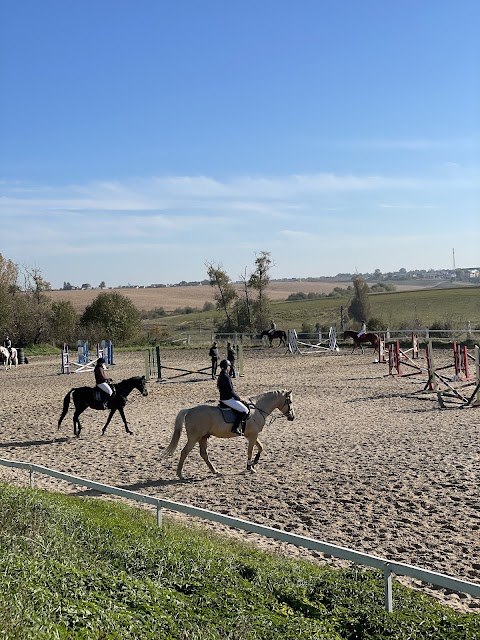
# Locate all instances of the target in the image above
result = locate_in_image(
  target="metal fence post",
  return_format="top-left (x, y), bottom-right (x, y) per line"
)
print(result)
top-left (384, 564), bottom-right (393, 612)
top-left (29, 468), bottom-right (34, 488)
top-left (156, 502), bottom-right (163, 527)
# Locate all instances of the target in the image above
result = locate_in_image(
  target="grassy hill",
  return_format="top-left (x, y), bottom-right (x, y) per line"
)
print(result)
top-left (1, 484), bottom-right (478, 639)
top-left (145, 286), bottom-right (480, 340)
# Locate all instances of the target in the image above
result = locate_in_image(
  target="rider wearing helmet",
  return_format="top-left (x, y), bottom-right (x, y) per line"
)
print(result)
top-left (217, 359), bottom-right (249, 435)
top-left (3, 335), bottom-right (12, 356)
top-left (94, 357), bottom-right (114, 408)
top-left (357, 320), bottom-right (367, 337)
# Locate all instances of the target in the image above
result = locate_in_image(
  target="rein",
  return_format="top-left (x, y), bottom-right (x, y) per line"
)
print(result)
top-left (249, 393), bottom-right (293, 425)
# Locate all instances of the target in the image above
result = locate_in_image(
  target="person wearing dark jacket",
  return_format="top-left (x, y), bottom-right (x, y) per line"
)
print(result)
top-left (3, 335), bottom-right (12, 356)
top-left (217, 359), bottom-right (248, 435)
top-left (209, 341), bottom-right (219, 379)
top-left (226, 342), bottom-right (236, 378)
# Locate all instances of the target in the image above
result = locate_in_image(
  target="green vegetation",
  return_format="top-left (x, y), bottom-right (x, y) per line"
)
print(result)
top-left (144, 286), bottom-right (479, 340)
top-left (0, 484), bottom-right (478, 639)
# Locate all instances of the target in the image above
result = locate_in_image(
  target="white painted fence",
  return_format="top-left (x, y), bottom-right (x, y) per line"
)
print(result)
top-left (1, 457), bottom-right (479, 613)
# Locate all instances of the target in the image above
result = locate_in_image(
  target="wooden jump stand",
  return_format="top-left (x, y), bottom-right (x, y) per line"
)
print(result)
top-left (286, 327), bottom-right (339, 355)
top-left (145, 342), bottom-right (244, 383)
top-left (61, 340), bottom-right (114, 374)
top-left (383, 335), bottom-right (423, 378)
top-left (425, 342), bottom-right (480, 408)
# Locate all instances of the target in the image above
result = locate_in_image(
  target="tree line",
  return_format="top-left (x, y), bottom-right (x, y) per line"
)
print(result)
top-left (1, 250), bottom-right (377, 348)
top-left (0, 254), bottom-right (142, 348)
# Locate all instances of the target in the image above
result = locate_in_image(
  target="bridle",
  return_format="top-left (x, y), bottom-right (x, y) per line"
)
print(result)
top-left (250, 391), bottom-right (294, 424)
top-left (282, 393), bottom-right (295, 420)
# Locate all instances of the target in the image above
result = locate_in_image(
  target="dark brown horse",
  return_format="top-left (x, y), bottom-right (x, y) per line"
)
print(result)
top-left (343, 331), bottom-right (379, 354)
top-left (57, 376), bottom-right (148, 437)
top-left (260, 329), bottom-right (287, 346)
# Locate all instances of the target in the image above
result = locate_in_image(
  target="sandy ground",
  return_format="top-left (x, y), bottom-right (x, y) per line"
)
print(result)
top-left (0, 346), bottom-right (479, 614)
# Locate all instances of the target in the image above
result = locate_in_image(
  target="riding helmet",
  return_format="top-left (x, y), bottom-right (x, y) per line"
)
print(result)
top-left (219, 359), bottom-right (230, 369)
top-left (97, 357), bottom-right (105, 365)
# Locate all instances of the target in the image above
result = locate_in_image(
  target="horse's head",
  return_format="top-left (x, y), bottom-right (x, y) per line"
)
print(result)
top-left (136, 375), bottom-right (149, 396)
top-left (281, 389), bottom-right (295, 421)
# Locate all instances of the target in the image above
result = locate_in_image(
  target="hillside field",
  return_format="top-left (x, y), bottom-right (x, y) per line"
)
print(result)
top-left (46, 280), bottom-right (427, 313)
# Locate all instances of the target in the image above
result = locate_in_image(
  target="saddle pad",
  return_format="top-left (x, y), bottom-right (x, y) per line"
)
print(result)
top-left (218, 406), bottom-right (236, 423)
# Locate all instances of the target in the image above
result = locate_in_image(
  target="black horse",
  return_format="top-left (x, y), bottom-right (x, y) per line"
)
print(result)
top-left (57, 376), bottom-right (148, 437)
top-left (343, 331), bottom-right (379, 354)
top-left (260, 329), bottom-right (287, 347)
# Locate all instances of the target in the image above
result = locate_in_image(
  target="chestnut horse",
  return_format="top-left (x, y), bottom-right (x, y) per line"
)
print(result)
top-left (343, 331), bottom-right (379, 354)
top-left (163, 389), bottom-right (295, 479)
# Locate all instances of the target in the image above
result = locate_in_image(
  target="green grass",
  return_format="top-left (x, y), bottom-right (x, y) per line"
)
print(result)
top-left (0, 484), bottom-right (478, 639)
top-left (147, 286), bottom-right (480, 337)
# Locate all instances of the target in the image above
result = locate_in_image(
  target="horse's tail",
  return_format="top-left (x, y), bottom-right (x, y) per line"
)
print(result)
top-left (163, 408), bottom-right (189, 457)
top-left (57, 389), bottom-right (74, 430)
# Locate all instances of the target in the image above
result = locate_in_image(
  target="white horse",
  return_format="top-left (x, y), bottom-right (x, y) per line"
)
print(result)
top-left (163, 389), bottom-right (295, 479)
top-left (0, 346), bottom-right (18, 370)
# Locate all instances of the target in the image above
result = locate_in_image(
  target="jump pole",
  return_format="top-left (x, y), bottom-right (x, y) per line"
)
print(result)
top-left (61, 344), bottom-right (71, 374)
top-left (145, 346), bottom-right (213, 383)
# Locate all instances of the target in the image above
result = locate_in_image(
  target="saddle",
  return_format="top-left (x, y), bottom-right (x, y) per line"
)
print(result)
top-left (93, 387), bottom-right (116, 408)
top-left (218, 402), bottom-right (250, 425)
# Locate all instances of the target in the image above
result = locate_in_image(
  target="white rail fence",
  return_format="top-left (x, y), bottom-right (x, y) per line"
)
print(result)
top-left (1, 457), bottom-right (479, 613)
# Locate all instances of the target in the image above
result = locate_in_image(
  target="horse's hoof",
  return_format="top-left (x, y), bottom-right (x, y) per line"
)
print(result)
top-left (127, 430), bottom-right (134, 435)
top-left (247, 465), bottom-right (256, 473)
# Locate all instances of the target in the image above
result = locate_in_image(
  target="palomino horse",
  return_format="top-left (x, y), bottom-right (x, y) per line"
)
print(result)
top-left (0, 346), bottom-right (18, 370)
top-left (163, 389), bottom-right (295, 479)
top-left (343, 330), bottom-right (379, 354)
top-left (260, 329), bottom-right (287, 347)
top-left (57, 376), bottom-right (148, 437)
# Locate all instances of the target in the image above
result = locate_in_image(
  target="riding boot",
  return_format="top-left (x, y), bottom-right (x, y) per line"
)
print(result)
top-left (231, 413), bottom-right (243, 436)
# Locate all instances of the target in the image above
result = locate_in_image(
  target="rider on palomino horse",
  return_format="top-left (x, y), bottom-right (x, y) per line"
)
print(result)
top-left (217, 359), bottom-right (249, 435)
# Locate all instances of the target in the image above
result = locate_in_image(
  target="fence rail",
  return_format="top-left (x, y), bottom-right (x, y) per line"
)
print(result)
top-left (1, 457), bottom-right (479, 613)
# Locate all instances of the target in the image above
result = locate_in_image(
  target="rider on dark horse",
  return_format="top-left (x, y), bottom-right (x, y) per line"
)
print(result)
top-left (357, 320), bottom-right (367, 337)
top-left (94, 357), bottom-right (116, 409)
top-left (217, 359), bottom-right (249, 436)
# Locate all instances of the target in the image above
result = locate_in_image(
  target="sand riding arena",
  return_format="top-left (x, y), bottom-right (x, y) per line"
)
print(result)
top-left (0, 346), bottom-right (478, 612)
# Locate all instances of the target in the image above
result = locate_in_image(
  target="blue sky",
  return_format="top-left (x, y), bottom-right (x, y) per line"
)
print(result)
top-left (1, 1), bottom-right (479, 288)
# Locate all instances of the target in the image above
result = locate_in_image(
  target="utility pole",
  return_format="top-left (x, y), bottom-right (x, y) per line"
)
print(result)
top-left (453, 248), bottom-right (456, 270)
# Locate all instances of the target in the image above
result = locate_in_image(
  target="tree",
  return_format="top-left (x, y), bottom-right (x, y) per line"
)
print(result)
top-left (15, 267), bottom-right (53, 344)
top-left (348, 276), bottom-right (371, 324)
top-left (205, 262), bottom-right (237, 332)
top-left (80, 292), bottom-right (142, 345)
top-left (50, 300), bottom-right (79, 345)
top-left (63, 282), bottom-right (73, 290)
top-left (248, 251), bottom-right (273, 329)
top-left (0, 254), bottom-right (19, 335)
top-left (99, 281), bottom-right (106, 289)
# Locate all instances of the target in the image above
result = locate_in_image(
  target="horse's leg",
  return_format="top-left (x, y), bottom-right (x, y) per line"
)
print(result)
top-left (73, 410), bottom-right (82, 437)
top-left (118, 406), bottom-right (133, 435)
top-left (101, 408), bottom-right (118, 435)
top-left (246, 437), bottom-right (260, 472)
top-left (177, 438), bottom-right (197, 480)
top-left (251, 438), bottom-right (264, 469)
top-left (198, 436), bottom-right (219, 475)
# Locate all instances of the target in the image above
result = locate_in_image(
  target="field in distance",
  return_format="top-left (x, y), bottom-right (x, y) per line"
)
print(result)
top-left (47, 280), bottom-right (427, 313)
